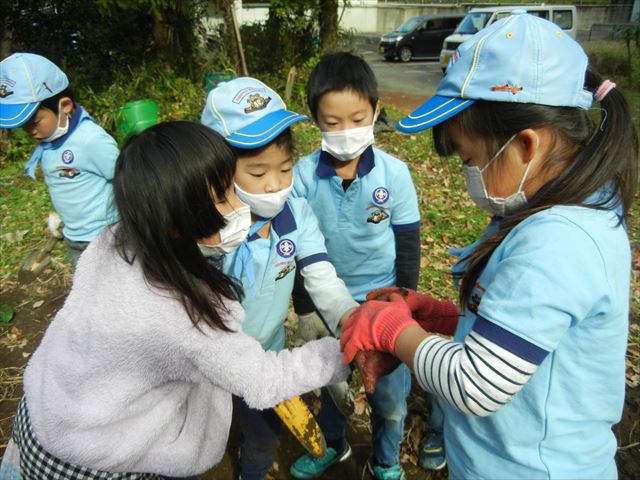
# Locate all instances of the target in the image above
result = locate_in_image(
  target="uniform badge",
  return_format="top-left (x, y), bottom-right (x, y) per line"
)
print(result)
top-left (468, 282), bottom-right (486, 314)
top-left (244, 93), bottom-right (271, 113)
top-left (366, 208), bottom-right (389, 224)
top-left (275, 263), bottom-right (295, 281)
top-left (277, 239), bottom-right (296, 258)
top-left (56, 167), bottom-right (81, 179)
top-left (61, 150), bottom-right (74, 164)
top-left (372, 187), bottom-right (389, 205)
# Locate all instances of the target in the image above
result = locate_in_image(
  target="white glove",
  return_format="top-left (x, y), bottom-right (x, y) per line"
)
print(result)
top-left (47, 212), bottom-right (64, 239)
top-left (297, 311), bottom-right (331, 342)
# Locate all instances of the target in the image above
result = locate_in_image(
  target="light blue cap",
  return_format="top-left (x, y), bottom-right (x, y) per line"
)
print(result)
top-left (0, 53), bottom-right (69, 128)
top-left (397, 11), bottom-right (593, 133)
top-left (201, 77), bottom-right (308, 148)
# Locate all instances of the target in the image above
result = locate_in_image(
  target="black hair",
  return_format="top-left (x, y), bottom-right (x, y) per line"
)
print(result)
top-left (306, 52), bottom-right (378, 119)
top-left (113, 121), bottom-right (243, 331)
top-left (433, 67), bottom-right (639, 308)
top-left (39, 87), bottom-right (74, 114)
top-left (232, 127), bottom-right (293, 159)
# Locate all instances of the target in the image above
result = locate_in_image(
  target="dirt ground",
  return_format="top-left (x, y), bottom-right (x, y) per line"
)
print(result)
top-left (1, 91), bottom-right (638, 479)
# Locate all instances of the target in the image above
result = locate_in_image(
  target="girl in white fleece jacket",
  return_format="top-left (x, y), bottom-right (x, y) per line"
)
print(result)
top-left (1, 122), bottom-right (350, 480)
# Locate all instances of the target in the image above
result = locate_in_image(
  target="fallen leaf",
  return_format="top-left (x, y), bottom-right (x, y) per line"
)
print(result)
top-left (33, 300), bottom-right (44, 309)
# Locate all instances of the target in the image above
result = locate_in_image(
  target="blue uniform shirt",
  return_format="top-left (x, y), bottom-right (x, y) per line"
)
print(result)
top-left (446, 193), bottom-right (629, 479)
top-left (293, 146), bottom-right (420, 301)
top-left (222, 198), bottom-right (330, 351)
top-left (27, 106), bottom-right (119, 242)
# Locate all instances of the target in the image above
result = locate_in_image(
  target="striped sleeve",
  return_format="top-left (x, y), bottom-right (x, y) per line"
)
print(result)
top-left (413, 316), bottom-right (549, 416)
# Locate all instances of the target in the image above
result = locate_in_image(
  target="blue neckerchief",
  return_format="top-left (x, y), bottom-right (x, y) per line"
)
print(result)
top-left (230, 217), bottom-right (270, 295)
top-left (24, 104), bottom-right (94, 179)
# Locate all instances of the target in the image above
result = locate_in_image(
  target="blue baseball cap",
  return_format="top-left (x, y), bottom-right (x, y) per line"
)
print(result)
top-left (0, 53), bottom-right (69, 128)
top-left (201, 77), bottom-right (308, 148)
top-left (397, 11), bottom-right (593, 133)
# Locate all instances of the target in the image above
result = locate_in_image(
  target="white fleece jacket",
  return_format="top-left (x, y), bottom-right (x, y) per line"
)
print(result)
top-left (23, 227), bottom-right (349, 477)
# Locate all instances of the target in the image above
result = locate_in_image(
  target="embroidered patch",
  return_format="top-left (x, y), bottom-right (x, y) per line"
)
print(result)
top-left (468, 281), bottom-right (486, 314)
top-left (244, 93), bottom-right (271, 113)
top-left (0, 80), bottom-right (15, 98)
top-left (61, 150), bottom-right (74, 164)
top-left (372, 187), bottom-right (389, 205)
top-left (277, 239), bottom-right (296, 258)
top-left (275, 263), bottom-right (295, 281)
top-left (490, 84), bottom-right (523, 95)
top-left (56, 167), bottom-right (81, 179)
top-left (366, 208), bottom-right (389, 224)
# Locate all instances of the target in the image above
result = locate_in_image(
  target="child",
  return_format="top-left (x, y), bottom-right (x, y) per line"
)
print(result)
top-left (0, 52), bottom-right (119, 267)
top-left (290, 52), bottom-right (421, 480)
top-left (0, 122), bottom-right (350, 480)
top-left (340, 12), bottom-right (638, 479)
top-left (200, 77), bottom-right (358, 480)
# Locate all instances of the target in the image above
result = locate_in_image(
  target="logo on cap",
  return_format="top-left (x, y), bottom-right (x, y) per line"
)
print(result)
top-left (372, 187), bottom-right (389, 205)
top-left (277, 239), bottom-right (296, 258)
top-left (244, 93), bottom-right (271, 114)
top-left (491, 84), bottom-right (523, 95)
top-left (62, 150), bottom-right (74, 164)
top-left (0, 80), bottom-right (15, 98)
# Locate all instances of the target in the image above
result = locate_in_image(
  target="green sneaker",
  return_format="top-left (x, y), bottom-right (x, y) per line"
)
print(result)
top-left (289, 443), bottom-right (352, 479)
top-left (366, 459), bottom-right (406, 480)
top-left (419, 431), bottom-right (447, 471)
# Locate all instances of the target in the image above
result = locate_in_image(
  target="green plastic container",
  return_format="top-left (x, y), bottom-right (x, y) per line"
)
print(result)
top-left (204, 72), bottom-right (236, 92)
top-left (116, 99), bottom-right (159, 138)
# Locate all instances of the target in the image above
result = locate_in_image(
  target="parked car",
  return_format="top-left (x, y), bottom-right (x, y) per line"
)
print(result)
top-left (439, 5), bottom-right (577, 72)
top-left (379, 13), bottom-right (465, 62)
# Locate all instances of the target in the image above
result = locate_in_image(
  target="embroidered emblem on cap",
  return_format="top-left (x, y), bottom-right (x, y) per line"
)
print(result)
top-left (372, 187), bottom-right (389, 205)
top-left (61, 150), bottom-right (74, 164)
top-left (490, 84), bottom-right (523, 95)
top-left (244, 93), bottom-right (271, 114)
top-left (0, 81), bottom-right (15, 98)
top-left (277, 239), bottom-right (296, 258)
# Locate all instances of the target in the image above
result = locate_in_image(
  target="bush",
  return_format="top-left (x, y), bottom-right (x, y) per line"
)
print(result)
top-left (583, 40), bottom-right (640, 90)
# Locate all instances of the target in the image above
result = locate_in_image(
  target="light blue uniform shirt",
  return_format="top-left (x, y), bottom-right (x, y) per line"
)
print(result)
top-left (446, 193), bottom-right (630, 479)
top-left (293, 147), bottom-right (420, 301)
top-left (26, 106), bottom-right (119, 242)
top-left (222, 198), bottom-right (330, 351)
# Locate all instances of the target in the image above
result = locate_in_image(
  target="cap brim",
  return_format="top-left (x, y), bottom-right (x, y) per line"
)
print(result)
top-left (396, 96), bottom-right (475, 133)
top-left (0, 101), bottom-right (40, 128)
top-left (227, 110), bottom-right (309, 148)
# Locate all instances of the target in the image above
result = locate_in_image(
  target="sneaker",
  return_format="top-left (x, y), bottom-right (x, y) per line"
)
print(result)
top-left (366, 459), bottom-right (406, 480)
top-left (419, 431), bottom-right (447, 471)
top-left (289, 443), bottom-right (352, 479)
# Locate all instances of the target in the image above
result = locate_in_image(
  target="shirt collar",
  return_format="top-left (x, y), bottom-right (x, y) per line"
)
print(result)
top-left (316, 146), bottom-right (375, 179)
top-left (247, 201), bottom-right (297, 241)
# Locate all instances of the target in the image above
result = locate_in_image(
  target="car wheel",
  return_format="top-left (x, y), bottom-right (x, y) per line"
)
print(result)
top-left (399, 46), bottom-right (412, 62)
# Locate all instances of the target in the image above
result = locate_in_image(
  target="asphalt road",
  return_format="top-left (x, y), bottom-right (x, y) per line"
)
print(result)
top-left (355, 36), bottom-right (444, 98)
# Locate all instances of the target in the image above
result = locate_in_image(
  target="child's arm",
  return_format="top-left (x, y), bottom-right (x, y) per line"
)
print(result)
top-left (80, 124), bottom-right (119, 180)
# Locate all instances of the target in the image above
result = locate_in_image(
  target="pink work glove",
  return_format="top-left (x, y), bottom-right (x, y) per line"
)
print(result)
top-left (354, 350), bottom-right (400, 394)
top-left (367, 287), bottom-right (459, 336)
top-left (340, 293), bottom-right (416, 364)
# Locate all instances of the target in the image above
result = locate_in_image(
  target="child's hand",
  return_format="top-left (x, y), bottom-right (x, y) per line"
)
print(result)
top-left (354, 350), bottom-right (400, 394)
top-left (367, 287), bottom-right (459, 336)
top-left (340, 294), bottom-right (415, 363)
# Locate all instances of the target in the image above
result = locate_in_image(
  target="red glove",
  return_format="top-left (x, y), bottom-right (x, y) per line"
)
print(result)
top-left (340, 293), bottom-right (416, 364)
top-left (367, 287), bottom-right (459, 336)
top-left (354, 350), bottom-right (400, 394)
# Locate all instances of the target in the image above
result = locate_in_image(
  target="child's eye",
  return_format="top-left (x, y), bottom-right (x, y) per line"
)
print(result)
top-left (281, 167), bottom-right (292, 173)
top-left (250, 173), bottom-right (265, 178)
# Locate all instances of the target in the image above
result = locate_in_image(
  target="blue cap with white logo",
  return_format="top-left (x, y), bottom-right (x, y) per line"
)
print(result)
top-left (0, 53), bottom-right (69, 128)
top-left (201, 77), bottom-right (308, 148)
top-left (397, 11), bottom-right (593, 133)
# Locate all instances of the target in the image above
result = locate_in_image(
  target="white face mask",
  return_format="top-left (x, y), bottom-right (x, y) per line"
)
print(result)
top-left (321, 119), bottom-right (376, 162)
top-left (234, 179), bottom-right (293, 219)
top-left (43, 100), bottom-right (70, 142)
top-left (197, 203), bottom-right (251, 258)
top-left (463, 134), bottom-right (534, 217)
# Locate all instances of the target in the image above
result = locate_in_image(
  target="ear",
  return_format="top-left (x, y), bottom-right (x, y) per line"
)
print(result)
top-left (59, 97), bottom-right (74, 115)
top-left (374, 102), bottom-right (381, 119)
top-left (515, 129), bottom-right (540, 165)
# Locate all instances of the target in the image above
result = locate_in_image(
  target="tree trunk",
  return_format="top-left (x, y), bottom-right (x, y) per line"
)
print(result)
top-left (319, 0), bottom-right (338, 52)
top-left (216, 0), bottom-right (247, 75)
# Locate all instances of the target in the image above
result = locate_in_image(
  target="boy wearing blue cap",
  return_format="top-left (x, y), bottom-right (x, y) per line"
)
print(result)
top-left (201, 77), bottom-right (358, 480)
top-left (289, 52), bottom-right (421, 480)
top-left (340, 11), bottom-right (637, 479)
top-left (0, 53), bottom-right (119, 267)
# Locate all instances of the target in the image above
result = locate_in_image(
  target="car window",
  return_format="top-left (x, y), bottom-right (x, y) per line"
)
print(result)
top-left (529, 11), bottom-right (549, 20)
top-left (447, 17), bottom-right (463, 29)
top-left (553, 10), bottom-right (573, 29)
top-left (397, 17), bottom-right (425, 33)
top-left (455, 12), bottom-right (492, 35)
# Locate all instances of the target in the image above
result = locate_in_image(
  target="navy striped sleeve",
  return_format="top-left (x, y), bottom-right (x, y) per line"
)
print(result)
top-left (297, 252), bottom-right (330, 269)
